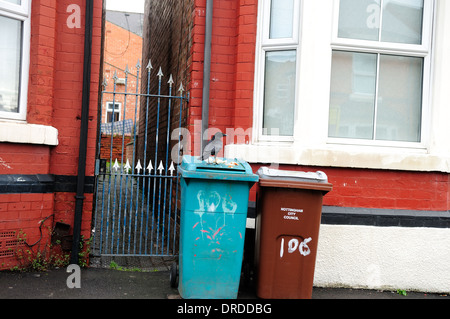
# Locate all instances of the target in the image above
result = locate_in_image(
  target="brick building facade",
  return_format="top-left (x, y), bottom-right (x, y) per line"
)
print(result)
top-left (143, 0), bottom-right (450, 293)
top-left (0, 0), bottom-right (103, 270)
top-left (0, 0), bottom-right (448, 294)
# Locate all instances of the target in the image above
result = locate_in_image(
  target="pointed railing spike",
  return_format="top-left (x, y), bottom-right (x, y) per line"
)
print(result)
top-left (136, 59), bottom-right (141, 69)
top-left (113, 159), bottom-right (120, 172)
top-left (168, 74), bottom-right (174, 87)
top-left (169, 162), bottom-right (175, 176)
top-left (135, 160), bottom-right (143, 174)
top-left (158, 161), bottom-right (165, 175)
top-left (146, 60), bottom-right (153, 70)
top-left (178, 83), bottom-right (185, 93)
top-left (157, 67), bottom-right (164, 79)
top-left (147, 161), bottom-right (154, 174)
top-left (124, 160), bottom-right (131, 173)
top-left (113, 71), bottom-right (118, 82)
top-left (124, 65), bottom-right (130, 74)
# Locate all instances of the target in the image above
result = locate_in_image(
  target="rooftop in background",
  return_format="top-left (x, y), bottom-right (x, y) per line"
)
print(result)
top-left (106, 10), bottom-right (144, 37)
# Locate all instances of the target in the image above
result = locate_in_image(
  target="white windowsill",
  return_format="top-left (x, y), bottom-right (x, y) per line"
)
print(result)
top-left (225, 143), bottom-right (450, 173)
top-left (0, 121), bottom-right (59, 146)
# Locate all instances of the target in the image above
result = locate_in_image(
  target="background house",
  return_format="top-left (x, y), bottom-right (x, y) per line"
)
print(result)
top-left (142, 0), bottom-right (450, 293)
top-left (0, 0), bottom-right (103, 269)
top-left (102, 10), bottom-right (143, 124)
top-left (99, 10), bottom-right (143, 161)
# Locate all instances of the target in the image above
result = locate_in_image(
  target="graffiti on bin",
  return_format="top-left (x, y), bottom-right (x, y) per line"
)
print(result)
top-left (280, 237), bottom-right (312, 258)
top-left (194, 190), bottom-right (238, 217)
top-left (192, 190), bottom-right (240, 259)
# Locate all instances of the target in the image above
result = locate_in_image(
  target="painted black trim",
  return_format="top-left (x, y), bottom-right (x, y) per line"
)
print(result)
top-left (0, 174), bottom-right (54, 194)
top-left (250, 202), bottom-right (450, 229)
top-left (0, 174), bottom-right (95, 194)
top-left (55, 175), bottom-right (95, 194)
top-left (321, 206), bottom-right (450, 229)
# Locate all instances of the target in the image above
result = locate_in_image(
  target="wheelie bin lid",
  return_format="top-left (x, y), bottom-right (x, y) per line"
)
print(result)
top-left (257, 167), bottom-right (332, 193)
top-left (178, 155), bottom-right (259, 183)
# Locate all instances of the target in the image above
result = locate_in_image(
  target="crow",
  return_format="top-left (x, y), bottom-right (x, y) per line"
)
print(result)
top-left (200, 132), bottom-right (227, 163)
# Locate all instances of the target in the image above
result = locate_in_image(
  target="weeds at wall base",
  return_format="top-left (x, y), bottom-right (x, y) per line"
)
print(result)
top-left (2, 228), bottom-right (92, 272)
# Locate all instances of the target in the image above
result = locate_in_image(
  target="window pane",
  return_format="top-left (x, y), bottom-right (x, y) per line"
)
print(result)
top-left (269, 0), bottom-right (294, 39)
top-left (338, 0), bottom-right (424, 44)
top-left (263, 50), bottom-right (296, 136)
top-left (381, 0), bottom-right (423, 44)
top-left (107, 112), bottom-right (120, 123)
top-left (106, 103), bottom-right (120, 123)
top-left (376, 55), bottom-right (423, 142)
top-left (329, 51), bottom-right (377, 140)
top-left (0, 15), bottom-right (22, 114)
top-left (338, 0), bottom-right (380, 41)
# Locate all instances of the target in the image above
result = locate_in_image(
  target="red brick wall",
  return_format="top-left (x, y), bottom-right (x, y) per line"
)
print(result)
top-left (234, 0), bottom-right (258, 130)
top-left (0, 144), bottom-right (51, 175)
top-left (448, 175), bottom-right (450, 211)
top-left (53, 192), bottom-right (93, 237)
top-left (0, 193), bottom-right (55, 270)
top-left (188, 0), bottom-right (258, 155)
top-left (99, 135), bottom-right (132, 160)
top-left (27, 0), bottom-right (57, 126)
top-left (250, 164), bottom-right (450, 212)
top-left (325, 169), bottom-right (449, 211)
top-left (51, 0), bottom-right (102, 178)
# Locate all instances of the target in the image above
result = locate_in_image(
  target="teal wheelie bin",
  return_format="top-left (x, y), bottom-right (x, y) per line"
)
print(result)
top-left (176, 155), bottom-right (258, 299)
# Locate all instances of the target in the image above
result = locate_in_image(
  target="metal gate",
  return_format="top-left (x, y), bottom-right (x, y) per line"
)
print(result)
top-left (92, 61), bottom-right (187, 258)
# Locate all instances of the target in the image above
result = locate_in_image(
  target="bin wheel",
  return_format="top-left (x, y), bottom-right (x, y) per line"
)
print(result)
top-left (170, 262), bottom-right (178, 288)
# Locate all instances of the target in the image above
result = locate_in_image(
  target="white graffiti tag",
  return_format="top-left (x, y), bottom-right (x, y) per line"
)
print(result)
top-left (280, 237), bottom-right (312, 258)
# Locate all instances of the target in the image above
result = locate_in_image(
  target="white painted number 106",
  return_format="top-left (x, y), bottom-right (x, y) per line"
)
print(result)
top-left (280, 237), bottom-right (312, 258)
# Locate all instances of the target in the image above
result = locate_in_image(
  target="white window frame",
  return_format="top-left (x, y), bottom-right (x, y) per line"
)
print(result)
top-left (253, 0), bottom-right (302, 143)
top-left (0, 0), bottom-right (31, 121)
top-left (105, 101), bottom-right (121, 123)
top-left (329, 0), bottom-right (435, 149)
top-left (0, 0), bottom-right (30, 16)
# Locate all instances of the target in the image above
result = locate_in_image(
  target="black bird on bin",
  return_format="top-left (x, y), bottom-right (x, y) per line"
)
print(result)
top-left (200, 132), bottom-right (227, 163)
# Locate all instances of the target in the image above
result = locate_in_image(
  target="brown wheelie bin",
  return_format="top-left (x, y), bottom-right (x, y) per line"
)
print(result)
top-left (255, 167), bottom-right (333, 299)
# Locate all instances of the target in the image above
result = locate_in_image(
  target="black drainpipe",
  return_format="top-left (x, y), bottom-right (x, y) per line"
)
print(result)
top-left (201, 0), bottom-right (214, 152)
top-left (70, 0), bottom-right (94, 265)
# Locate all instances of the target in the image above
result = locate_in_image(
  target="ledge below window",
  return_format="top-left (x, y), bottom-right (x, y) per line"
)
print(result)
top-left (0, 121), bottom-right (58, 146)
top-left (225, 143), bottom-right (450, 173)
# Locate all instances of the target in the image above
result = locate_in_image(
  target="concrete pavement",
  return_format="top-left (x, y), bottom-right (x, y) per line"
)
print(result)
top-left (0, 267), bottom-right (448, 300)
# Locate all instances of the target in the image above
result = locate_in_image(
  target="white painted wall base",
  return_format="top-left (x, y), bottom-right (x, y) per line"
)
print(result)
top-left (314, 225), bottom-right (450, 294)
